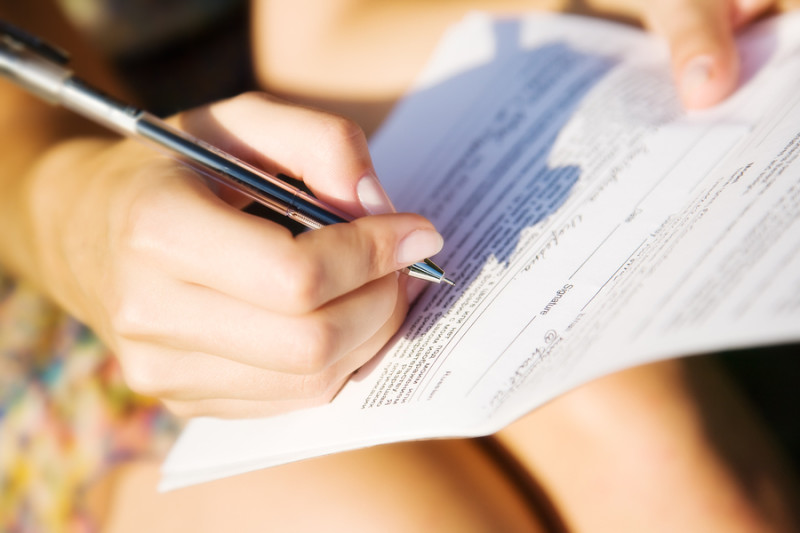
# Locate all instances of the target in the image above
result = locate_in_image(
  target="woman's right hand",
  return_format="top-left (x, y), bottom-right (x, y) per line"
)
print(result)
top-left (30, 92), bottom-right (443, 418)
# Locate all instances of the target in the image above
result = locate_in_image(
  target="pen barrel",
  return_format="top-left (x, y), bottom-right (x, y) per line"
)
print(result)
top-left (0, 34), bottom-right (351, 230)
top-left (61, 79), bottom-right (139, 136)
top-left (134, 113), bottom-right (352, 229)
top-left (1, 26), bottom-right (451, 284)
top-left (0, 38), bottom-right (70, 104)
top-left (0, 37), bottom-right (138, 136)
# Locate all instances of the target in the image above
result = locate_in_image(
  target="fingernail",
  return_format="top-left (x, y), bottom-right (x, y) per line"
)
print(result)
top-left (396, 229), bottom-right (444, 265)
top-left (357, 172), bottom-right (395, 215)
top-left (681, 55), bottom-right (714, 96)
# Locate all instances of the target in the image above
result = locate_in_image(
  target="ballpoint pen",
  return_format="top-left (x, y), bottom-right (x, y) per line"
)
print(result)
top-left (0, 20), bottom-right (454, 286)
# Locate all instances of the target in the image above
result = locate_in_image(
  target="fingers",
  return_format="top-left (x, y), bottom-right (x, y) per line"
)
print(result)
top-left (117, 277), bottom-right (410, 419)
top-left (118, 171), bottom-right (442, 313)
top-left (644, 0), bottom-right (739, 109)
top-left (111, 270), bottom-right (399, 373)
top-left (731, 0), bottom-right (777, 26)
top-left (643, 0), bottom-right (778, 109)
top-left (178, 91), bottom-right (395, 217)
top-left (85, 93), bottom-right (442, 419)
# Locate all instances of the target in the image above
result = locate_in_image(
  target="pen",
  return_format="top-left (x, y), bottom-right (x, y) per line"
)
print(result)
top-left (0, 20), bottom-right (454, 285)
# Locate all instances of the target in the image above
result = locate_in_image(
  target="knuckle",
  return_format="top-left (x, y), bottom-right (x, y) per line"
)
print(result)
top-left (162, 400), bottom-right (200, 419)
top-left (314, 114), bottom-right (366, 154)
top-left (109, 297), bottom-right (152, 338)
top-left (121, 191), bottom-right (171, 258)
top-left (363, 225), bottom-right (393, 276)
top-left (297, 370), bottom-right (338, 400)
top-left (280, 254), bottom-right (325, 312)
top-left (119, 164), bottom-right (197, 260)
top-left (121, 196), bottom-right (158, 254)
top-left (118, 353), bottom-right (170, 398)
top-left (292, 320), bottom-right (340, 374)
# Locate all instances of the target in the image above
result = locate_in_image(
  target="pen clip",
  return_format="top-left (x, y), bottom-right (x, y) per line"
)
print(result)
top-left (0, 19), bottom-right (70, 66)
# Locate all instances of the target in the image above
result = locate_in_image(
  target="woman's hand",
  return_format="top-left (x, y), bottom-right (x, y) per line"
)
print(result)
top-left (253, 0), bottom-right (799, 133)
top-left (31, 92), bottom-right (442, 418)
top-left (582, 0), bottom-right (799, 108)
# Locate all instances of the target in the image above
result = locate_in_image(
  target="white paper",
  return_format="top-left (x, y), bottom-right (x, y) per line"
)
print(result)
top-left (160, 12), bottom-right (800, 491)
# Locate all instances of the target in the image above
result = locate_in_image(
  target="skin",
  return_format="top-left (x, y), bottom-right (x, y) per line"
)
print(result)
top-left (0, 5), bottom-right (444, 421)
top-left (92, 439), bottom-right (550, 533)
top-left (1, 0), bottom-right (798, 531)
top-left (498, 359), bottom-right (800, 532)
top-left (31, 94), bottom-right (447, 419)
top-left (254, 0), bottom-right (800, 132)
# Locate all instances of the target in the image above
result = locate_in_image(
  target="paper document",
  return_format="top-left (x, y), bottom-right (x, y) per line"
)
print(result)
top-left (160, 12), bottom-right (800, 490)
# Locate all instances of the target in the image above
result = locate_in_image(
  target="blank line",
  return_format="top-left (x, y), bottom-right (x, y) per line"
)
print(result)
top-left (464, 315), bottom-right (537, 397)
top-left (570, 223), bottom-right (621, 279)
top-left (581, 238), bottom-right (647, 312)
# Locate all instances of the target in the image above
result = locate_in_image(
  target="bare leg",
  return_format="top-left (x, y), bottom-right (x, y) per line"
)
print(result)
top-left (496, 358), bottom-right (800, 532)
top-left (89, 438), bottom-right (550, 533)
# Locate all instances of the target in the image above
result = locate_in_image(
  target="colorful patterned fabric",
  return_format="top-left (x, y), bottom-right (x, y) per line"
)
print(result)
top-left (0, 269), bottom-right (180, 532)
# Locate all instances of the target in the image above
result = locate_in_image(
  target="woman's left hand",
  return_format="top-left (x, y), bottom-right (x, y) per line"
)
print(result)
top-left (584, 0), bottom-right (799, 108)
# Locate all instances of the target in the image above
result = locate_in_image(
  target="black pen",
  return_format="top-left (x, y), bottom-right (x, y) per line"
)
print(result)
top-left (0, 21), bottom-right (454, 285)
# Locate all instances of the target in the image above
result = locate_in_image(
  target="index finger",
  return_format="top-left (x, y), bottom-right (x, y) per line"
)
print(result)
top-left (178, 91), bottom-right (396, 218)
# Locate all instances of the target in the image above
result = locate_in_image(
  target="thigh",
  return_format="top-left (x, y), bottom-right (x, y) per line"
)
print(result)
top-left (90, 438), bottom-right (551, 533)
top-left (496, 358), bottom-right (800, 533)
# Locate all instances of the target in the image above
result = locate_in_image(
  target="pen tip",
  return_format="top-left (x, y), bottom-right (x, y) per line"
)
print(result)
top-left (443, 277), bottom-right (456, 286)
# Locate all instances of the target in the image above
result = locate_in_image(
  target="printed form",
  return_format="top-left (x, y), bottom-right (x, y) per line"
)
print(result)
top-left (160, 12), bottom-right (800, 490)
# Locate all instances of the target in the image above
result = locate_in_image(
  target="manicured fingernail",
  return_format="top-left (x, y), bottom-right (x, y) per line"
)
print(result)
top-left (396, 229), bottom-right (444, 265)
top-left (357, 172), bottom-right (395, 215)
top-left (681, 55), bottom-right (714, 96)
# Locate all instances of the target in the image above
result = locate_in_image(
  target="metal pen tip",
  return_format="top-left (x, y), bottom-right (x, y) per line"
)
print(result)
top-left (407, 258), bottom-right (455, 285)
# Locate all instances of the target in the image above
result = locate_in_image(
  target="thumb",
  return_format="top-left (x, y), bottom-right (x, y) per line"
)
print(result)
top-left (646, 0), bottom-right (740, 109)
